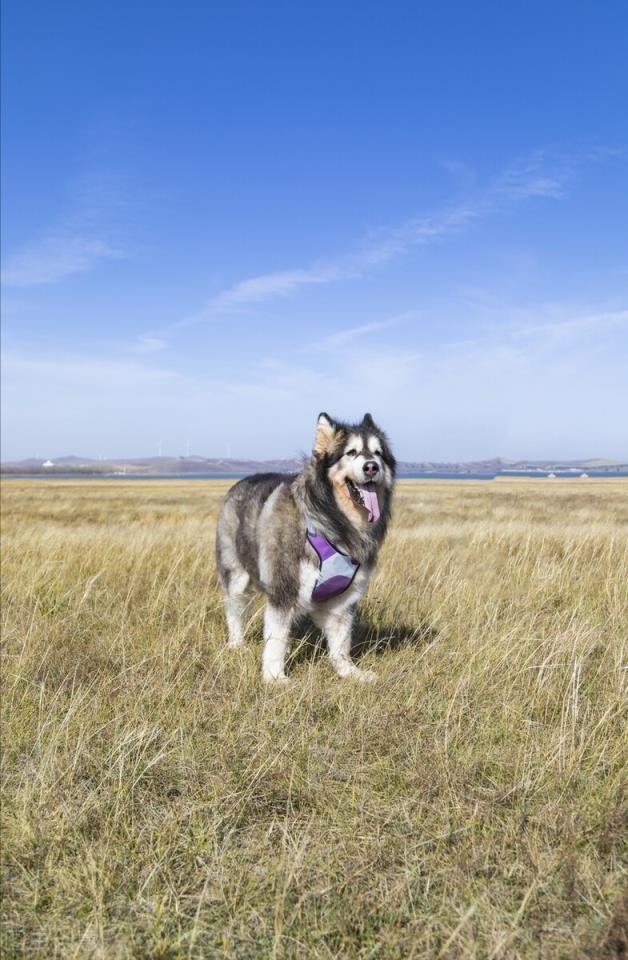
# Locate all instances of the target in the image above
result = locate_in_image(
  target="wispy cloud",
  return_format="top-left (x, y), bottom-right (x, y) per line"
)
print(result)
top-left (1, 236), bottom-right (122, 287)
top-left (134, 335), bottom-right (169, 353)
top-left (1, 171), bottom-right (127, 287)
top-left (509, 307), bottom-right (628, 341)
top-left (307, 312), bottom-right (415, 350)
top-left (175, 150), bottom-right (585, 329)
top-left (204, 266), bottom-right (343, 312)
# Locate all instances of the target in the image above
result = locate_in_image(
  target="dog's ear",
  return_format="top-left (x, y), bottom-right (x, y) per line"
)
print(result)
top-left (361, 412), bottom-right (376, 429)
top-left (314, 412), bottom-right (337, 456)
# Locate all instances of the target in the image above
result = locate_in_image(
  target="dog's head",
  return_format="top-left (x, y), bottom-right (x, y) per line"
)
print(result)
top-left (312, 412), bottom-right (396, 526)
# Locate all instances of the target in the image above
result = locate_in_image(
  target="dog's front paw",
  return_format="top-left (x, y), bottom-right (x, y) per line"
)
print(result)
top-left (263, 672), bottom-right (290, 685)
top-left (334, 661), bottom-right (378, 682)
top-left (353, 668), bottom-right (377, 683)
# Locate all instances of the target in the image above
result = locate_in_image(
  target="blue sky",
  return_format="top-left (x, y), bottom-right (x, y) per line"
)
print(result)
top-left (2, 0), bottom-right (627, 461)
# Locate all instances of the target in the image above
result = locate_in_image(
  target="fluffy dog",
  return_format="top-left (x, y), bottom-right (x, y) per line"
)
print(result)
top-left (215, 412), bottom-right (396, 682)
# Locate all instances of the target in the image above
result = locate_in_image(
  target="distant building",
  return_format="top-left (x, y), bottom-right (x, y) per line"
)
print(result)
top-left (43, 459), bottom-right (55, 468)
top-left (547, 472), bottom-right (556, 479)
top-left (580, 472), bottom-right (589, 478)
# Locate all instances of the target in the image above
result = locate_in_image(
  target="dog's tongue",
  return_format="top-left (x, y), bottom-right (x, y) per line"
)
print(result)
top-left (359, 482), bottom-right (380, 523)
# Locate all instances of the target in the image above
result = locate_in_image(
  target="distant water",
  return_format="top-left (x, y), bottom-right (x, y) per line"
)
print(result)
top-left (103, 469), bottom-right (628, 480)
top-left (400, 471), bottom-right (628, 480)
top-left (401, 470), bottom-right (628, 480)
top-left (4, 470), bottom-right (628, 481)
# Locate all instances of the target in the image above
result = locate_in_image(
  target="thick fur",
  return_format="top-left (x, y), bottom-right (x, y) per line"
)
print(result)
top-left (215, 413), bottom-right (396, 682)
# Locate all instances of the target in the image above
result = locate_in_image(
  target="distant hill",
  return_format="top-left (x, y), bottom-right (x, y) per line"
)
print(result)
top-left (2, 454), bottom-right (628, 476)
top-left (1, 456), bottom-right (304, 476)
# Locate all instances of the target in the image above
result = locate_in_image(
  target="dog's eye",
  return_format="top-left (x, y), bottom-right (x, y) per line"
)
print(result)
top-left (373, 449), bottom-right (383, 458)
top-left (345, 449), bottom-right (357, 457)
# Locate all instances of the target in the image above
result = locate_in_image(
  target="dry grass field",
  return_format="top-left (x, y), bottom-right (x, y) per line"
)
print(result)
top-left (1, 477), bottom-right (627, 959)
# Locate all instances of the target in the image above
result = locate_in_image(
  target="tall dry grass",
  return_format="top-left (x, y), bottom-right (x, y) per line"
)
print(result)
top-left (1, 478), bottom-right (627, 958)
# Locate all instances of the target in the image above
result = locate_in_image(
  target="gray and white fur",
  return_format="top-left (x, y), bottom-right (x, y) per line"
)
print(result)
top-left (215, 412), bottom-right (396, 682)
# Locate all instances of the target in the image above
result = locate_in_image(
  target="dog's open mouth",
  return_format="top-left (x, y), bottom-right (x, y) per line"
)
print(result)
top-left (346, 479), bottom-right (380, 523)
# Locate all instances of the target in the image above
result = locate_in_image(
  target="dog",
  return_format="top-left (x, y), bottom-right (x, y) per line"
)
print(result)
top-left (215, 412), bottom-right (396, 682)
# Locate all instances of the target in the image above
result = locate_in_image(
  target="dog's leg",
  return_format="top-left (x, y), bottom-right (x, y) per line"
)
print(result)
top-left (216, 524), bottom-right (253, 648)
top-left (312, 606), bottom-right (377, 682)
top-left (223, 571), bottom-right (251, 648)
top-left (262, 604), bottom-right (292, 683)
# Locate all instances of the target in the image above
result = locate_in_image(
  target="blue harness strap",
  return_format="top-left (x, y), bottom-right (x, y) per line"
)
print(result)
top-left (306, 527), bottom-right (360, 601)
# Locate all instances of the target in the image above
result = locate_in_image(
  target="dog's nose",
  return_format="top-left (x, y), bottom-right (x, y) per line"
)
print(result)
top-left (363, 460), bottom-right (379, 478)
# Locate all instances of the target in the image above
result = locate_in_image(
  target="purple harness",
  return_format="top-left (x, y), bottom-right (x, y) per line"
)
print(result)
top-left (306, 527), bottom-right (360, 602)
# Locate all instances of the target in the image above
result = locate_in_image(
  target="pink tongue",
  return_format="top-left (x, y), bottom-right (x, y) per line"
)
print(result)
top-left (359, 482), bottom-right (380, 522)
